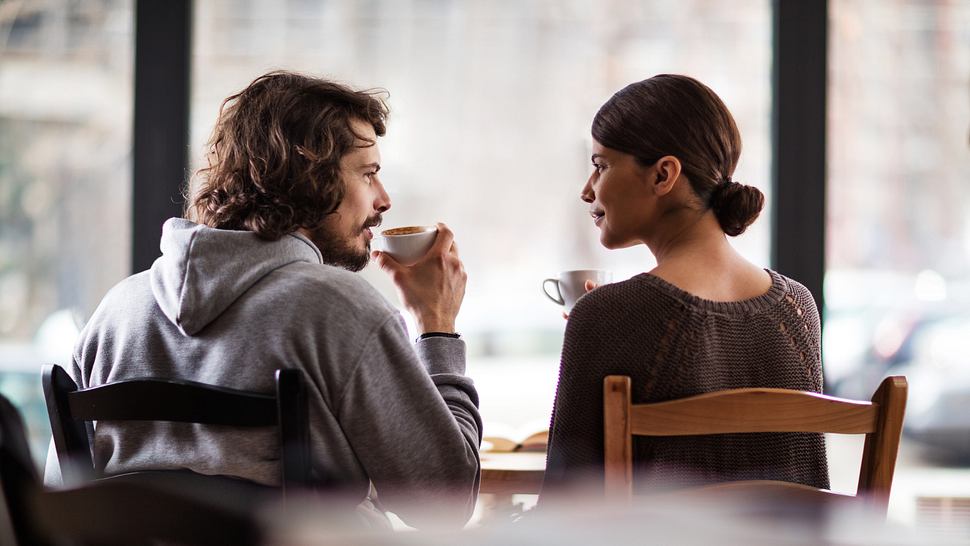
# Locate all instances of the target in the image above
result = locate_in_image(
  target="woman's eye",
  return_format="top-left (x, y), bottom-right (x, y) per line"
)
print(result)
top-left (592, 163), bottom-right (605, 173)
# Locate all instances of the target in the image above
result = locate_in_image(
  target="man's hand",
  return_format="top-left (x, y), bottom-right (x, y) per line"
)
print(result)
top-left (373, 223), bottom-right (466, 334)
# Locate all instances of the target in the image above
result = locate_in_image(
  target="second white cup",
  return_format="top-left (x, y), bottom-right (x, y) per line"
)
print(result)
top-left (542, 269), bottom-right (613, 313)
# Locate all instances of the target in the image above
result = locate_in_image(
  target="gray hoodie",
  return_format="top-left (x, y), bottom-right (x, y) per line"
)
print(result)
top-left (45, 218), bottom-right (482, 528)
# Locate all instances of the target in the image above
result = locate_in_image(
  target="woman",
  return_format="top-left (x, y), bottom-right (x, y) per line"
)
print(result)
top-left (539, 75), bottom-right (829, 502)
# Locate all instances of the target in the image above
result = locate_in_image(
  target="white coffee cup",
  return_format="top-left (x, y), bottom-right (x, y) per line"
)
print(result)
top-left (373, 226), bottom-right (438, 266)
top-left (542, 269), bottom-right (613, 312)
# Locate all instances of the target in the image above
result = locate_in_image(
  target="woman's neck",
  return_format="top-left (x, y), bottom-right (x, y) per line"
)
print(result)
top-left (642, 208), bottom-right (771, 302)
top-left (646, 209), bottom-right (731, 267)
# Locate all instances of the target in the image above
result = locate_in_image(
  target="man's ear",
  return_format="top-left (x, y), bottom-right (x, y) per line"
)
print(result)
top-left (652, 155), bottom-right (682, 196)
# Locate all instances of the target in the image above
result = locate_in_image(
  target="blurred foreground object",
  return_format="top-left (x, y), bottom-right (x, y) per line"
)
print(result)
top-left (0, 391), bottom-right (263, 545)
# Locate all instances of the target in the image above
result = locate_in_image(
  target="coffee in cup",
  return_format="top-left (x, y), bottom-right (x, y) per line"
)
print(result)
top-left (381, 226), bottom-right (429, 236)
top-left (373, 225), bottom-right (438, 265)
top-left (542, 269), bottom-right (613, 312)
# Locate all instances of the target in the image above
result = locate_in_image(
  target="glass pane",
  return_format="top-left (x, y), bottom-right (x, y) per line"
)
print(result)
top-left (827, 0), bottom-right (970, 517)
top-left (0, 0), bottom-right (133, 465)
top-left (191, 0), bottom-right (771, 435)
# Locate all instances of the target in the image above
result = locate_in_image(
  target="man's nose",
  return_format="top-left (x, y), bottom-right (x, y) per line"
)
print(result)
top-left (375, 179), bottom-right (391, 212)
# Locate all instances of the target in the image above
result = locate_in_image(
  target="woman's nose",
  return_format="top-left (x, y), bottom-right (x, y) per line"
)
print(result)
top-left (580, 178), bottom-right (595, 203)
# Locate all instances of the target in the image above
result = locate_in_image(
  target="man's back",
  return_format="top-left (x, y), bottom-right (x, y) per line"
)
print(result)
top-left (48, 218), bottom-right (482, 528)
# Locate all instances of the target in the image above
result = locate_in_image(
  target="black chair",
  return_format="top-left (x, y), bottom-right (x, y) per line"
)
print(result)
top-left (43, 364), bottom-right (313, 496)
top-left (0, 390), bottom-right (263, 546)
top-left (0, 391), bottom-right (48, 545)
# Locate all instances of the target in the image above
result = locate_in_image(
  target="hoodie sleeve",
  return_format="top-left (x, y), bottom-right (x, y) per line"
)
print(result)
top-left (335, 314), bottom-right (482, 529)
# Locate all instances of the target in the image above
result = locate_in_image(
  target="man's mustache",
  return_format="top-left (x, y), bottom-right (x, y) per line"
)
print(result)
top-left (363, 215), bottom-right (383, 230)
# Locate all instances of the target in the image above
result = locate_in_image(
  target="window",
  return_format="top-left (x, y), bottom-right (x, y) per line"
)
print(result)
top-left (0, 0), bottom-right (133, 463)
top-left (826, 0), bottom-right (970, 396)
top-left (826, 1), bottom-right (970, 509)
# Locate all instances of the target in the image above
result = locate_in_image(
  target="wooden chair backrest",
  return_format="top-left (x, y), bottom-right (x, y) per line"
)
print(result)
top-left (43, 364), bottom-right (312, 494)
top-left (603, 375), bottom-right (907, 516)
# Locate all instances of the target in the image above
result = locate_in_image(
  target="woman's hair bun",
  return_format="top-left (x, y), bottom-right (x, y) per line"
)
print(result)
top-left (709, 180), bottom-right (765, 237)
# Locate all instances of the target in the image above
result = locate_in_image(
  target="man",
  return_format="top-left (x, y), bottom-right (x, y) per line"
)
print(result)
top-left (45, 71), bottom-right (481, 529)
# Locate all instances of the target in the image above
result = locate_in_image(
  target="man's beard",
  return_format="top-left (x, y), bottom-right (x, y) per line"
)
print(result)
top-left (306, 215), bottom-right (381, 272)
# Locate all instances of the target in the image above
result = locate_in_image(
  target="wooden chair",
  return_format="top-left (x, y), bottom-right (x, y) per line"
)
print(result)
top-left (603, 375), bottom-right (908, 516)
top-left (43, 364), bottom-right (313, 496)
top-left (0, 390), bottom-right (263, 546)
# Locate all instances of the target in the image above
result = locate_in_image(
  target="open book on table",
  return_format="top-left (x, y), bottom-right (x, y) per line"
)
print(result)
top-left (482, 421), bottom-right (548, 452)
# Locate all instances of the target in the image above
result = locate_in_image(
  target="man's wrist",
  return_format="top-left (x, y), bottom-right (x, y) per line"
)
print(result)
top-left (415, 318), bottom-right (456, 335)
top-left (416, 331), bottom-right (461, 342)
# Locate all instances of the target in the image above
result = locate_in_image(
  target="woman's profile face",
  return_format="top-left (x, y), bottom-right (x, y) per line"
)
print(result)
top-left (581, 139), bottom-right (656, 249)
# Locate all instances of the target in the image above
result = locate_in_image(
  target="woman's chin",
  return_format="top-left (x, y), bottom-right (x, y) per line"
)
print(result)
top-left (600, 234), bottom-right (639, 250)
top-left (600, 235), bottom-right (623, 250)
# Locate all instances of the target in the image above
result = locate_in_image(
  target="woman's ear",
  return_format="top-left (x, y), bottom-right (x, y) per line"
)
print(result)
top-left (652, 155), bottom-right (682, 196)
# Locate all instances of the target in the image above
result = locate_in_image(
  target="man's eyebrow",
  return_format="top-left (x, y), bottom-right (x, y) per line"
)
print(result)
top-left (360, 162), bottom-right (381, 171)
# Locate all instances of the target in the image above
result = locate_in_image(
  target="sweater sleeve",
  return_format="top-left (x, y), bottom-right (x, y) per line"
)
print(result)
top-left (335, 314), bottom-right (482, 529)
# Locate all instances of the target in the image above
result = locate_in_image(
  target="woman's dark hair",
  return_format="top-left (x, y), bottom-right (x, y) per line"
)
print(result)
top-left (189, 71), bottom-right (389, 240)
top-left (592, 74), bottom-right (764, 236)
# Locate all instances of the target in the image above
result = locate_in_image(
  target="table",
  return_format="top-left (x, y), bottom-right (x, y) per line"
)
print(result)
top-left (480, 451), bottom-right (546, 496)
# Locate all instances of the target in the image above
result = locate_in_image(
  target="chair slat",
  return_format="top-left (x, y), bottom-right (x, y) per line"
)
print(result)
top-left (67, 380), bottom-right (277, 427)
top-left (630, 388), bottom-right (879, 436)
top-left (66, 379), bottom-right (278, 426)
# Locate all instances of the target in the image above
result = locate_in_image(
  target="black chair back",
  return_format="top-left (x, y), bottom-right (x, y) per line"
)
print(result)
top-left (43, 364), bottom-right (312, 493)
top-left (0, 393), bottom-right (49, 545)
top-left (1, 389), bottom-right (266, 546)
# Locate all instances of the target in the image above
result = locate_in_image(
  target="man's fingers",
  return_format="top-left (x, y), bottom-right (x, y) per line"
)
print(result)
top-left (430, 223), bottom-right (456, 254)
top-left (372, 251), bottom-right (402, 274)
top-left (584, 280), bottom-right (599, 293)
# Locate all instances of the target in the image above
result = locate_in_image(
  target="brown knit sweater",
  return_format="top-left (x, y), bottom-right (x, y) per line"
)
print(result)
top-left (539, 269), bottom-right (829, 502)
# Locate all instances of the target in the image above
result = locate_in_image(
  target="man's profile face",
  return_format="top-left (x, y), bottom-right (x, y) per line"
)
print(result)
top-left (304, 118), bottom-right (390, 271)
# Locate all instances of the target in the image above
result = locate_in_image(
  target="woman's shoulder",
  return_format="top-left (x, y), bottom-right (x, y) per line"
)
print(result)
top-left (567, 273), bottom-right (678, 322)
top-left (769, 270), bottom-right (820, 315)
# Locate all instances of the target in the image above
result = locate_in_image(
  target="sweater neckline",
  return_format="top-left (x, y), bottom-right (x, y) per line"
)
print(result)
top-left (631, 269), bottom-right (787, 315)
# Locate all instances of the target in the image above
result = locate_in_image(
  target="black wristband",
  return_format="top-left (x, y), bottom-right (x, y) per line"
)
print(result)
top-left (416, 331), bottom-right (461, 342)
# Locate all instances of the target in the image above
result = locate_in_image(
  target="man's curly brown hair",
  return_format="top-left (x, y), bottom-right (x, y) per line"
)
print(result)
top-left (189, 71), bottom-right (389, 240)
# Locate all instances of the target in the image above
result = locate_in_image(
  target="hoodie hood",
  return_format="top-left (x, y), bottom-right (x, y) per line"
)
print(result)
top-left (149, 218), bottom-right (323, 336)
